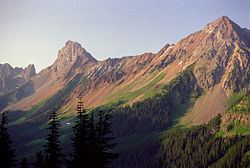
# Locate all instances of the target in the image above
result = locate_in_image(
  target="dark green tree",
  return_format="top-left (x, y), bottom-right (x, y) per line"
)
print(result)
top-left (71, 97), bottom-right (91, 167)
top-left (0, 111), bottom-right (16, 168)
top-left (33, 152), bottom-right (45, 168)
top-left (71, 98), bottom-right (118, 168)
top-left (20, 158), bottom-right (28, 168)
top-left (95, 109), bottom-right (118, 168)
top-left (44, 108), bottom-right (63, 168)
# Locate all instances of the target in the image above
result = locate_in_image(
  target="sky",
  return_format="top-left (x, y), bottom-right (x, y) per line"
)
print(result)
top-left (0, 0), bottom-right (249, 72)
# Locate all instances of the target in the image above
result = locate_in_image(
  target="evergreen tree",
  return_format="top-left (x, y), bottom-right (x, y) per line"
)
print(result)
top-left (20, 158), bottom-right (28, 168)
top-left (71, 97), bottom-right (91, 167)
top-left (33, 152), bottom-right (45, 168)
top-left (89, 112), bottom-right (96, 146)
top-left (71, 98), bottom-right (118, 168)
top-left (44, 108), bottom-right (63, 168)
top-left (0, 111), bottom-right (16, 168)
top-left (88, 112), bottom-right (97, 162)
top-left (95, 109), bottom-right (118, 168)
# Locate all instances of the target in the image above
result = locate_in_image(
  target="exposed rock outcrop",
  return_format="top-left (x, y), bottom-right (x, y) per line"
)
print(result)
top-left (0, 63), bottom-right (36, 95)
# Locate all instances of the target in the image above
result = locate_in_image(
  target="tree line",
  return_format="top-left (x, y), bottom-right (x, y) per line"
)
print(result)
top-left (110, 115), bottom-right (250, 168)
top-left (158, 116), bottom-right (250, 168)
top-left (0, 98), bottom-right (117, 168)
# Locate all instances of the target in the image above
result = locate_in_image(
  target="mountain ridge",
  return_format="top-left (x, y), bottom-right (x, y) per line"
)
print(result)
top-left (1, 16), bottom-right (249, 125)
top-left (0, 63), bottom-right (36, 94)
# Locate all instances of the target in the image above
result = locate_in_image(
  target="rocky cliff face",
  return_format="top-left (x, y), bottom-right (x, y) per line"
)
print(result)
top-left (50, 40), bottom-right (97, 79)
top-left (88, 52), bottom-right (154, 86)
top-left (23, 64), bottom-right (36, 79)
top-left (0, 63), bottom-right (36, 95)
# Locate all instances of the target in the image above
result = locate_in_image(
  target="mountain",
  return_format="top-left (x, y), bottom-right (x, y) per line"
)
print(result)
top-left (0, 64), bottom-right (36, 110)
top-left (36, 40), bottom-right (97, 83)
top-left (0, 63), bottom-right (35, 94)
top-left (3, 41), bottom-right (97, 111)
top-left (5, 16), bottom-right (248, 124)
top-left (0, 16), bottom-right (249, 165)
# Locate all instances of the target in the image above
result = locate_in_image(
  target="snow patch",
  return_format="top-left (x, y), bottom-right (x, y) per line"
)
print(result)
top-left (161, 46), bottom-right (174, 57)
top-left (242, 41), bottom-right (245, 46)
top-left (178, 61), bottom-right (183, 65)
top-left (166, 45), bottom-right (173, 51)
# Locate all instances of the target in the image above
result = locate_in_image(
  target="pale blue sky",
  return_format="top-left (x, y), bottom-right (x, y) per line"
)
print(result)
top-left (0, 0), bottom-right (249, 72)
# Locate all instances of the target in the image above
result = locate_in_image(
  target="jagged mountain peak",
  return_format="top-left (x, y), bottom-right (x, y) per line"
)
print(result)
top-left (204, 16), bottom-right (238, 29)
top-left (57, 40), bottom-right (97, 62)
top-left (31, 41), bottom-right (98, 92)
top-left (0, 63), bottom-right (36, 94)
top-left (210, 16), bottom-right (235, 25)
top-left (23, 64), bottom-right (36, 79)
top-left (65, 40), bottom-right (82, 47)
top-left (153, 16), bottom-right (249, 93)
top-left (202, 16), bottom-right (242, 40)
top-left (48, 41), bottom-right (98, 79)
top-left (0, 63), bottom-right (36, 78)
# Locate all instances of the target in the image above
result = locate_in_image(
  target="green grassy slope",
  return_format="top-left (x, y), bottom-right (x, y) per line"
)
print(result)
top-left (216, 93), bottom-right (250, 137)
